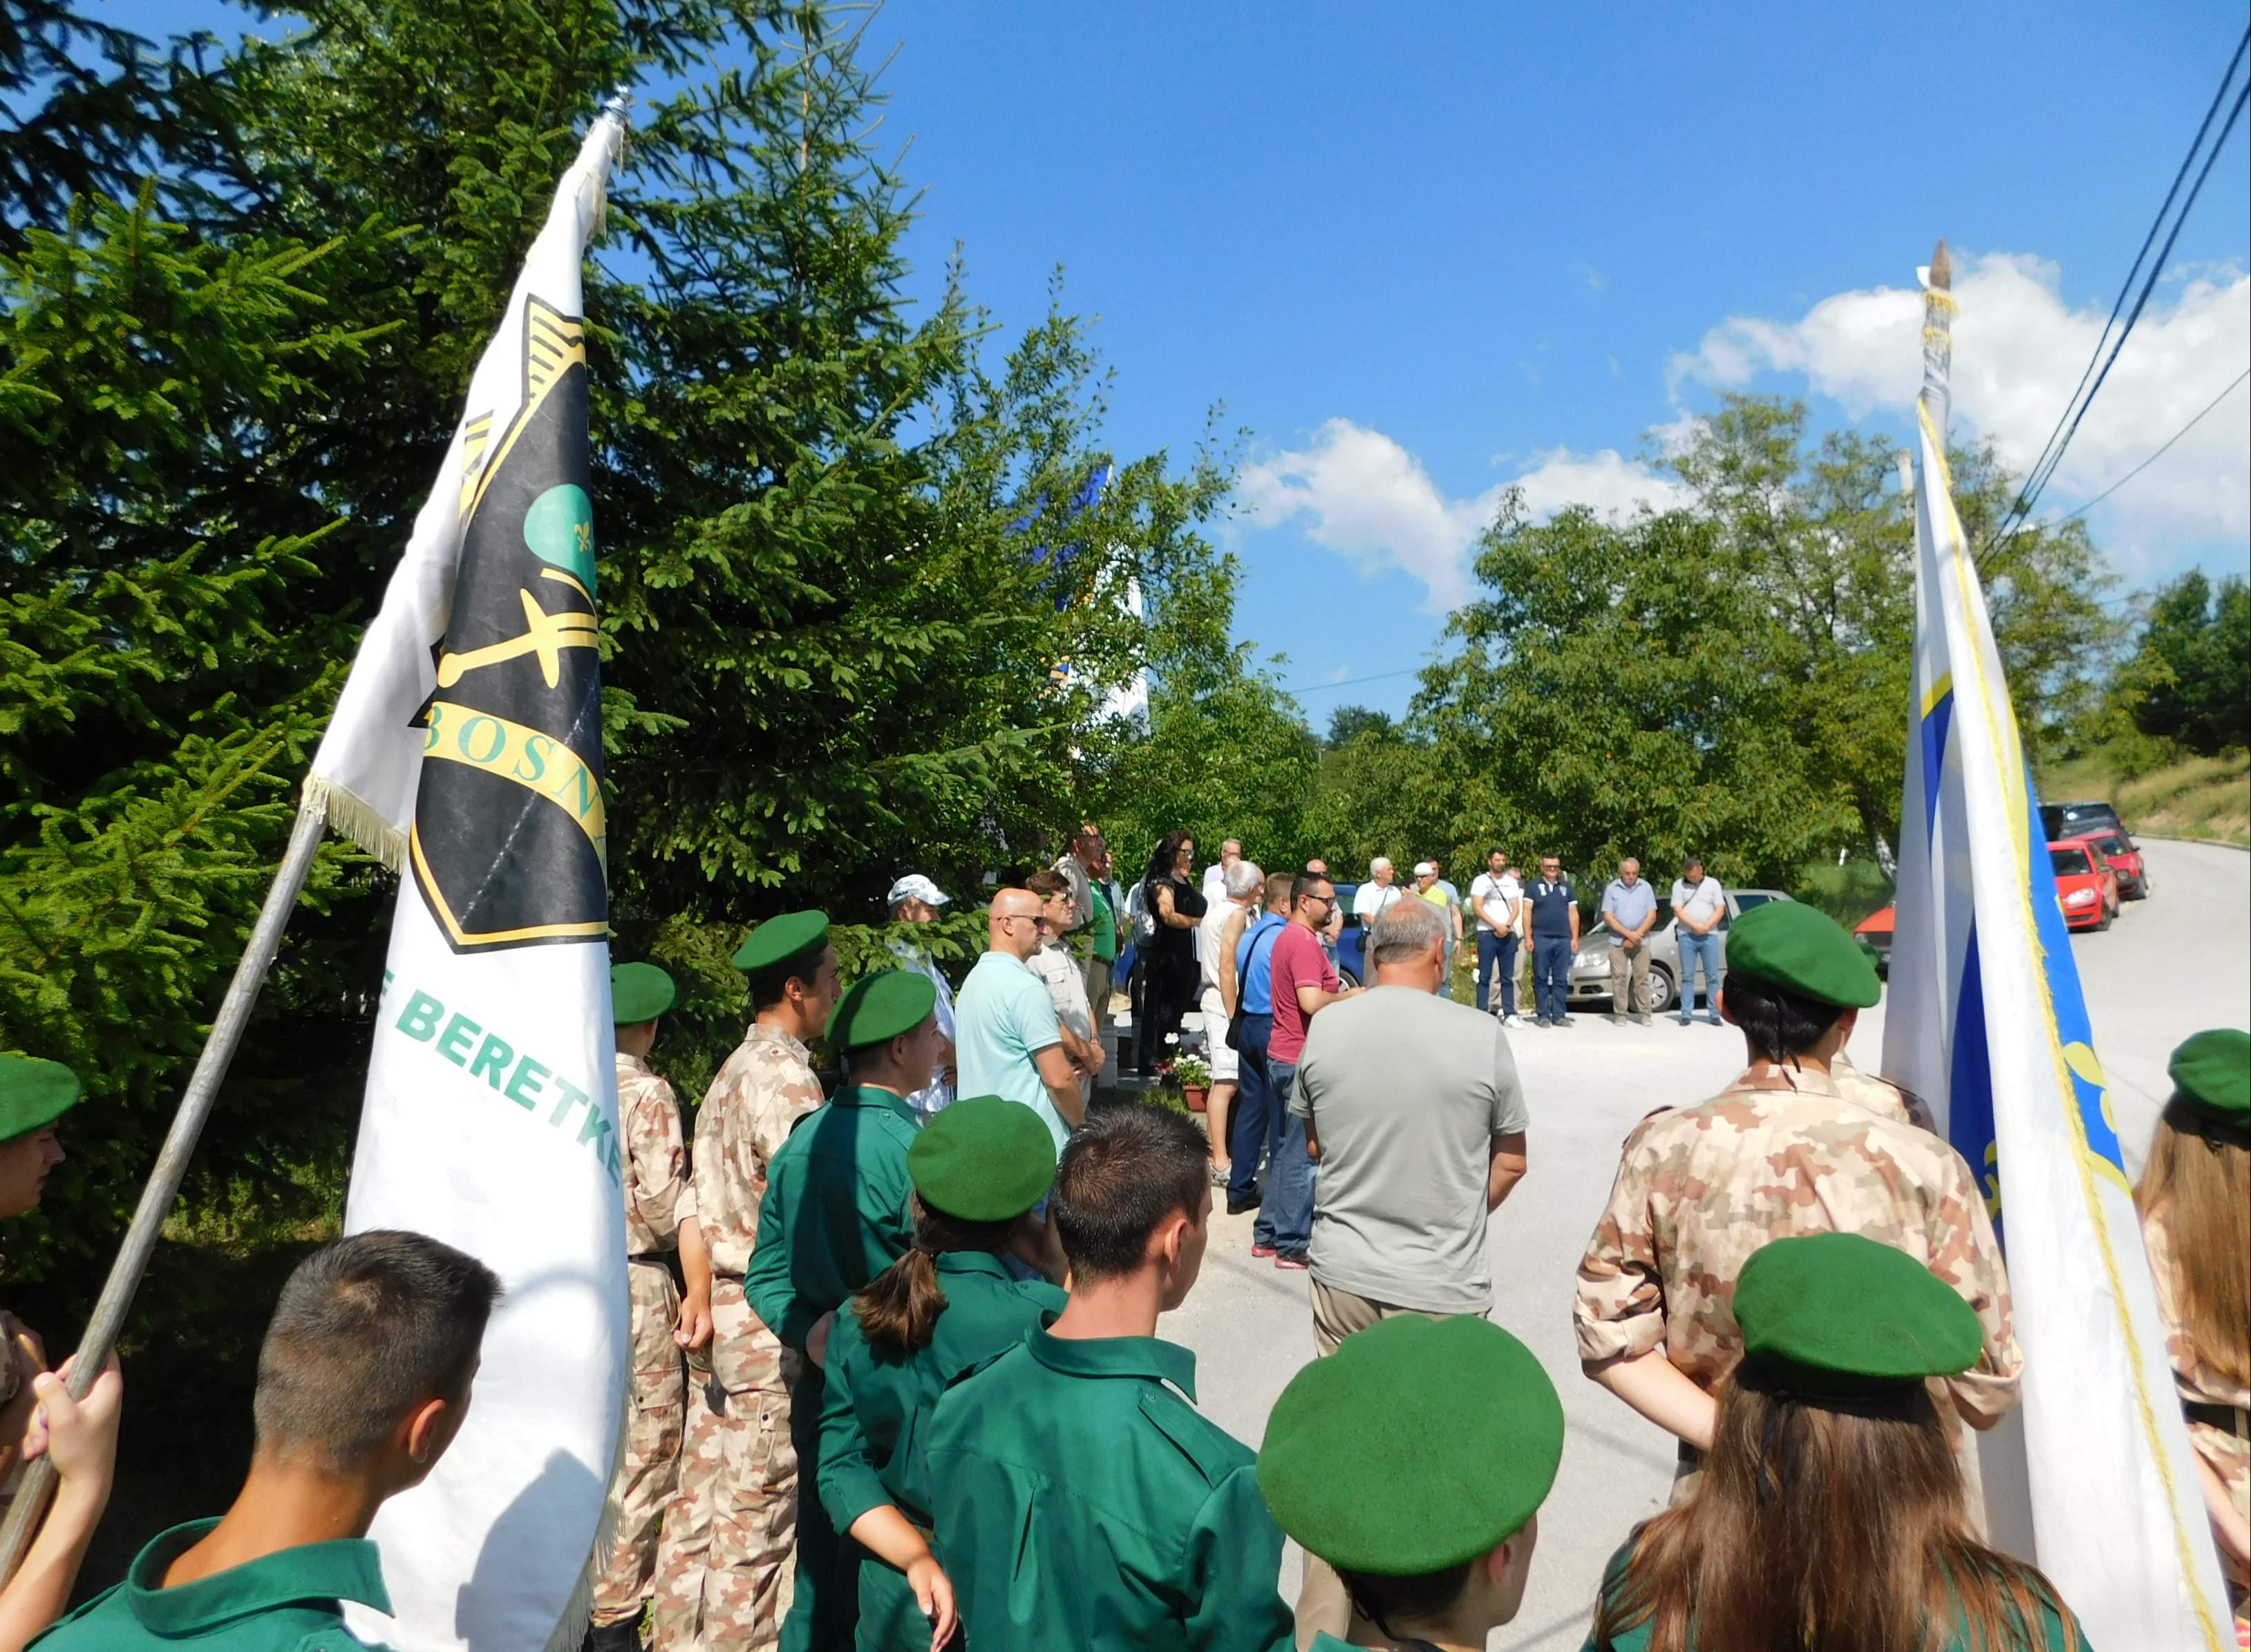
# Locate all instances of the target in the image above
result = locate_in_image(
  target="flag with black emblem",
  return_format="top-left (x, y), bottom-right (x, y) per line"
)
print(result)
top-left (309, 106), bottom-right (631, 1652)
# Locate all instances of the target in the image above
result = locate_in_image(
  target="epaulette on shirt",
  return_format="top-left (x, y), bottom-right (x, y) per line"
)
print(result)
top-left (1133, 1383), bottom-right (1253, 1490)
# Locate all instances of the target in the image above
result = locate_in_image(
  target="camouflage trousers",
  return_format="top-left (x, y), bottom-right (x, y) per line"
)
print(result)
top-left (592, 1260), bottom-right (688, 1628)
top-left (648, 1279), bottom-right (799, 1652)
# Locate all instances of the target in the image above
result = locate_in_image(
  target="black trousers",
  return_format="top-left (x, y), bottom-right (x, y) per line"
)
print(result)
top-left (1136, 955), bottom-right (1196, 1073)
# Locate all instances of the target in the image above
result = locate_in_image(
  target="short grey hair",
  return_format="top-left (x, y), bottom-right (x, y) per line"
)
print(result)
top-left (1369, 894), bottom-right (1447, 966)
top-left (1369, 855), bottom-right (1393, 875)
top-left (1223, 860), bottom-right (1265, 899)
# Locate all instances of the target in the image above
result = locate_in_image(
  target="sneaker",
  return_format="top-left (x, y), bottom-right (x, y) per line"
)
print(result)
top-left (1677, 1016), bottom-right (1693, 1027)
top-left (1209, 1163), bottom-right (1232, 1188)
top-left (1251, 1243), bottom-right (1277, 1259)
top-left (1635, 1014), bottom-right (1652, 1026)
top-left (1556, 1015), bottom-right (1574, 1027)
top-left (1274, 1252), bottom-right (1310, 1271)
top-left (1502, 1014), bottom-right (1524, 1028)
top-left (1532, 1017), bottom-right (1550, 1029)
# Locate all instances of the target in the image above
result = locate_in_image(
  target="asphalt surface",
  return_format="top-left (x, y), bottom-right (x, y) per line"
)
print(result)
top-left (1142, 837), bottom-right (2248, 1651)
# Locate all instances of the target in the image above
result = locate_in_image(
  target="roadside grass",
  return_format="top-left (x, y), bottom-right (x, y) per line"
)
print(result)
top-left (2040, 747), bottom-right (2250, 847)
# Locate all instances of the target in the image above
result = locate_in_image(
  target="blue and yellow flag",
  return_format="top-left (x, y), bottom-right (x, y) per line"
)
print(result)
top-left (1883, 249), bottom-right (2228, 1647)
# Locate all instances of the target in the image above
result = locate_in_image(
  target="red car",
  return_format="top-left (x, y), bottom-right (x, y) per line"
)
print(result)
top-left (2062, 828), bottom-right (2149, 901)
top-left (2048, 841), bottom-right (2120, 932)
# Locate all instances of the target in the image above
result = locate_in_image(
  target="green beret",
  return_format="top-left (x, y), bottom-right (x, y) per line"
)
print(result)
top-left (0, 1056), bottom-right (82, 1144)
top-left (1724, 900), bottom-right (1881, 1009)
top-left (906, 1094), bottom-right (1057, 1222)
top-left (1258, 1315), bottom-right (1562, 1576)
top-left (610, 961), bottom-right (677, 1026)
top-left (1735, 1232), bottom-right (1981, 1397)
top-left (826, 969), bottom-right (937, 1052)
top-left (731, 910), bottom-right (830, 976)
top-left (2167, 1029), bottom-right (2249, 1123)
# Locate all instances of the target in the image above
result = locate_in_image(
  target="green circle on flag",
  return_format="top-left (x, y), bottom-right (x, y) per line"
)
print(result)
top-left (523, 483), bottom-right (596, 595)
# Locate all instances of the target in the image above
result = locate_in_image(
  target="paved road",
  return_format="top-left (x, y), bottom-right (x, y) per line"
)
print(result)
top-left (1156, 836), bottom-right (2248, 1650)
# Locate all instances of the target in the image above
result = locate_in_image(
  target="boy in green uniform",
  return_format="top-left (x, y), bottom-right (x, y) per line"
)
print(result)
top-left (33, 1230), bottom-right (498, 1651)
top-left (744, 969), bottom-right (943, 1652)
top-left (1257, 1314), bottom-right (1565, 1652)
top-left (923, 1101), bottom-right (1293, 1652)
top-left (816, 1094), bottom-right (1066, 1651)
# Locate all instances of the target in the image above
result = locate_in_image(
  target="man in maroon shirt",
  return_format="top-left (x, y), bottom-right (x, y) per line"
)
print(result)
top-left (1253, 872), bottom-right (1359, 1268)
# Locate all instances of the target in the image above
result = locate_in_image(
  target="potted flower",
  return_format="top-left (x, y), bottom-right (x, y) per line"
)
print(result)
top-left (1170, 1051), bottom-right (1212, 1113)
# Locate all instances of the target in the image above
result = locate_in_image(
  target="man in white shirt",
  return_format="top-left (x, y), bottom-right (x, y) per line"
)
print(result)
top-left (1197, 860), bottom-right (1261, 1187)
top-left (885, 873), bottom-right (959, 1119)
top-left (1351, 857), bottom-right (1406, 940)
top-left (1468, 849), bottom-right (1524, 1024)
top-left (1198, 839), bottom-right (1243, 929)
top-left (1669, 855), bottom-right (1727, 1027)
top-left (1025, 870), bottom-right (1103, 1101)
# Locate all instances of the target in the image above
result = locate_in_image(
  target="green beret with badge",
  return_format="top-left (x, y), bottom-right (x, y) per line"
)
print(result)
top-left (731, 910), bottom-right (830, 977)
top-left (1723, 900), bottom-right (1881, 1009)
top-left (1257, 1314), bottom-right (1563, 1577)
top-left (0, 1055), bottom-right (82, 1145)
top-left (907, 1094), bottom-right (1056, 1223)
top-left (1734, 1230), bottom-right (1981, 1398)
top-left (826, 968), bottom-right (937, 1052)
top-left (610, 961), bottom-right (678, 1026)
top-left (2167, 1028), bottom-right (2249, 1124)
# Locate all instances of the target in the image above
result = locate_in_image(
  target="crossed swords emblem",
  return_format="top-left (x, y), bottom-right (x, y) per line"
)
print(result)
top-left (435, 581), bottom-right (599, 689)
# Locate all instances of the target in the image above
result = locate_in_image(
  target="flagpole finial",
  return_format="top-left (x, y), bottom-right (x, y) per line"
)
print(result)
top-left (1930, 238), bottom-right (1951, 292)
top-left (601, 86), bottom-right (632, 120)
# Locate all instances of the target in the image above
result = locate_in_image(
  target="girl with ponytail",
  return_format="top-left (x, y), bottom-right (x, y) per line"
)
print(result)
top-left (813, 1095), bottom-right (1064, 1651)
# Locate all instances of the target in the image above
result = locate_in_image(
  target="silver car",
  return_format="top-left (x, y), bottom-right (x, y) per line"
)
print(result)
top-left (1565, 888), bottom-right (1794, 1015)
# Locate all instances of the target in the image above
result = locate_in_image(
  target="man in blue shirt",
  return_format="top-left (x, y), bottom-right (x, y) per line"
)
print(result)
top-left (1518, 857), bottom-right (1579, 1029)
top-left (956, 888), bottom-right (1086, 1155)
top-left (1599, 858), bottom-right (1659, 1025)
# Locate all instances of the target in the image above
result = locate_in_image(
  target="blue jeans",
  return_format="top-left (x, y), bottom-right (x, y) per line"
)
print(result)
top-left (1532, 935), bottom-right (1571, 1022)
top-left (1254, 1059), bottom-right (1313, 1256)
top-left (1227, 1013), bottom-right (1274, 1207)
top-left (1678, 930), bottom-right (1723, 1021)
top-left (1477, 931), bottom-right (1520, 1015)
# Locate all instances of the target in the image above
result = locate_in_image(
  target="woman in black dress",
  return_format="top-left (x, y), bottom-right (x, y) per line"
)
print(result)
top-left (1133, 829), bottom-right (1204, 1075)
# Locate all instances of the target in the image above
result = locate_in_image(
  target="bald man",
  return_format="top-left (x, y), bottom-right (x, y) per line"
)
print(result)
top-left (956, 888), bottom-right (1088, 1156)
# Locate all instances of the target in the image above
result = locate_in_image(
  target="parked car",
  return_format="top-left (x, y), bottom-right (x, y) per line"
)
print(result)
top-left (2048, 841), bottom-right (2120, 932)
top-left (1330, 881), bottom-right (1368, 987)
top-left (1854, 902), bottom-right (1894, 976)
top-left (2039, 799), bottom-right (2127, 842)
top-left (2069, 829), bottom-right (2149, 901)
top-left (1566, 888), bottom-right (1794, 1014)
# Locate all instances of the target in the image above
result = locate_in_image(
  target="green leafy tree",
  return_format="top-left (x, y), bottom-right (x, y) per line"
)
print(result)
top-left (2126, 570), bottom-right (2251, 757)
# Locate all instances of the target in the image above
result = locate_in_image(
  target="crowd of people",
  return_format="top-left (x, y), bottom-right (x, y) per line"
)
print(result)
top-left (0, 818), bottom-right (2242, 1652)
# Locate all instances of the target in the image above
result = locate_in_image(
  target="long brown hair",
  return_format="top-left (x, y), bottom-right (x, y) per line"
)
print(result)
top-left (850, 1199), bottom-right (1018, 1360)
top-left (1592, 1364), bottom-right (2079, 1652)
top-left (2136, 1095), bottom-right (2251, 1389)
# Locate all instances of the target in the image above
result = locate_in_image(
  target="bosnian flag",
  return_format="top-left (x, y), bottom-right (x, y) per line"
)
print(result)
top-left (308, 106), bottom-right (630, 1652)
top-left (1882, 263), bottom-right (2229, 1649)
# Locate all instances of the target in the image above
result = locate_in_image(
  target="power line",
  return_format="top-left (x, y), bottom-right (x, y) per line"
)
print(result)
top-left (1990, 27), bottom-right (2250, 553)
top-left (1283, 666), bottom-right (1423, 696)
top-left (2053, 368), bottom-right (2249, 526)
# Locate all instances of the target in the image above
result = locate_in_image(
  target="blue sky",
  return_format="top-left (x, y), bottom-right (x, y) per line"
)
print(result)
top-left (124, 2), bottom-right (2251, 718)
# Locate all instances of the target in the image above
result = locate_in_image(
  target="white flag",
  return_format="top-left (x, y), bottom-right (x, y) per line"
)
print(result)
top-left (312, 109), bottom-right (630, 1652)
top-left (1884, 265), bottom-right (2230, 1651)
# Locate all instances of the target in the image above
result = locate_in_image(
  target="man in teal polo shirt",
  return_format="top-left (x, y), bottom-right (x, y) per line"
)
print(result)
top-left (744, 969), bottom-right (941, 1652)
top-left (954, 888), bottom-right (1084, 1154)
top-left (35, 1230), bottom-right (498, 1651)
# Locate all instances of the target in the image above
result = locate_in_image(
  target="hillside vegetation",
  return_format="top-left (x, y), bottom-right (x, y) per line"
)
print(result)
top-left (2040, 747), bottom-right (2250, 847)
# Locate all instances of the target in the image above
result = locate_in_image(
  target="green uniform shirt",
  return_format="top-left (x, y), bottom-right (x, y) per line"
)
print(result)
top-left (1583, 1537), bottom-right (2087, 1651)
top-left (816, 1253), bottom-right (1067, 1651)
top-left (924, 1328), bottom-right (1294, 1652)
top-left (31, 1520), bottom-right (388, 1651)
top-left (743, 1083), bottom-right (920, 1349)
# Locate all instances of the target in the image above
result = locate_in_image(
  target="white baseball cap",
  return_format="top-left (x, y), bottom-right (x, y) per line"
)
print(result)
top-left (1413, 861), bottom-right (1439, 877)
top-left (886, 873), bottom-right (950, 908)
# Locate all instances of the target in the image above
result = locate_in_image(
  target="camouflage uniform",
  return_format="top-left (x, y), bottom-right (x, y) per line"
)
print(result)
top-left (1575, 1067), bottom-right (2022, 1494)
top-left (2142, 1205), bottom-right (2250, 1609)
top-left (1830, 1051), bottom-right (1937, 1132)
top-left (592, 1053), bottom-right (700, 1629)
top-left (650, 1026), bottom-right (823, 1651)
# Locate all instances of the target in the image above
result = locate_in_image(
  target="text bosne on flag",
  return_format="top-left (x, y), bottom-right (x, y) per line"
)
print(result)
top-left (308, 109), bottom-right (630, 1652)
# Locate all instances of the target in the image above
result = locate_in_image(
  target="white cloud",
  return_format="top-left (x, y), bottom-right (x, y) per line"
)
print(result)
top-left (1671, 250), bottom-right (2250, 545)
top-left (1238, 418), bottom-right (1687, 609)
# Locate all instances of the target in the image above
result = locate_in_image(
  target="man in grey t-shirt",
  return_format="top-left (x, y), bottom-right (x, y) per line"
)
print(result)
top-left (1285, 893), bottom-right (1532, 1643)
